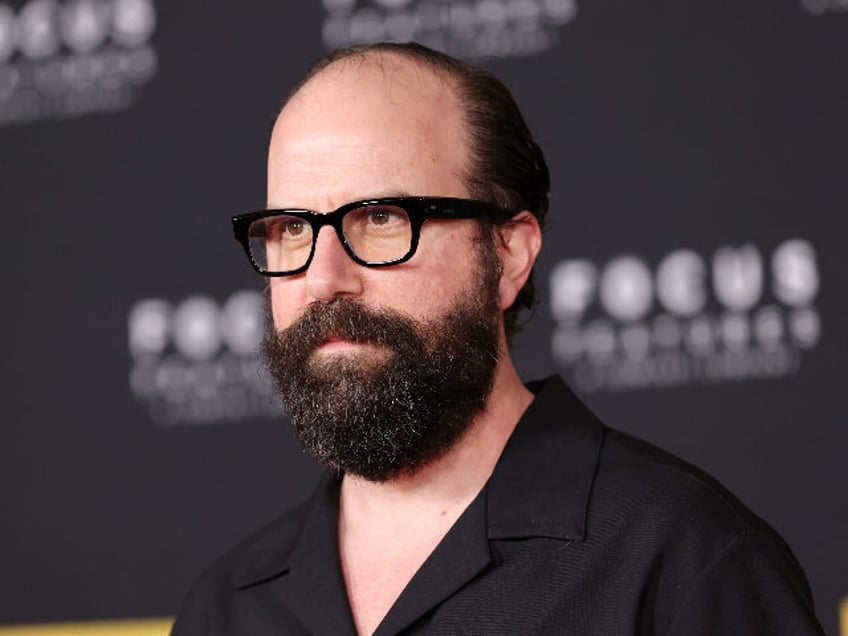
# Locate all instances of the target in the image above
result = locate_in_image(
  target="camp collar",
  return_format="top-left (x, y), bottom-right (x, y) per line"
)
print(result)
top-left (232, 375), bottom-right (605, 633)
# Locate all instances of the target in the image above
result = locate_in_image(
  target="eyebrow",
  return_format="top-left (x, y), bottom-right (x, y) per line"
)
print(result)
top-left (360, 188), bottom-right (414, 200)
top-left (266, 189), bottom-right (415, 210)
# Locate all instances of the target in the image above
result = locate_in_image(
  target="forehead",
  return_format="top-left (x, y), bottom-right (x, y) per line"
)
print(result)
top-left (267, 53), bottom-right (471, 209)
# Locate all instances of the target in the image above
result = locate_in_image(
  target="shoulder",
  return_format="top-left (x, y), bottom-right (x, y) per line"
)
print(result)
top-left (586, 428), bottom-right (821, 633)
top-left (521, 375), bottom-right (820, 632)
top-left (595, 427), bottom-right (785, 548)
top-left (526, 375), bottom-right (781, 547)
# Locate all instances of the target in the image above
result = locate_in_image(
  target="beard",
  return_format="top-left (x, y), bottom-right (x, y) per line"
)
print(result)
top-left (262, 236), bottom-right (503, 482)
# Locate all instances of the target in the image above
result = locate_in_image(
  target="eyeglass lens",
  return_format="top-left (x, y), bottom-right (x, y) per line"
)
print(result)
top-left (247, 203), bottom-right (414, 273)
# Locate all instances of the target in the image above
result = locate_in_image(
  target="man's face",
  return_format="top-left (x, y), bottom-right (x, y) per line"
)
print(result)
top-left (263, 55), bottom-right (506, 480)
top-left (266, 55), bottom-right (486, 337)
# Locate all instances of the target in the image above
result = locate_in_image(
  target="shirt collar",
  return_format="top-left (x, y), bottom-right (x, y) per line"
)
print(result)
top-left (486, 375), bottom-right (605, 542)
top-left (232, 472), bottom-right (341, 590)
top-left (234, 473), bottom-right (357, 634)
top-left (233, 375), bottom-right (604, 591)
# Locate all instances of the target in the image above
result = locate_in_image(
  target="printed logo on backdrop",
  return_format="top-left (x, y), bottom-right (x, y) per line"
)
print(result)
top-left (800, 0), bottom-right (848, 15)
top-left (549, 239), bottom-right (821, 392)
top-left (128, 290), bottom-right (282, 427)
top-left (322, 0), bottom-right (578, 60)
top-left (0, 0), bottom-right (157, 127)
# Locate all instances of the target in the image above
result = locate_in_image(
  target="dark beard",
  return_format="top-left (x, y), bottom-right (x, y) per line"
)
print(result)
top-left (262, 248), bottom-right (502, 482)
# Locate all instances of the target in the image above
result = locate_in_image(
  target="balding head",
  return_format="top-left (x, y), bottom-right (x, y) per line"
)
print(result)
top-left (269, 50), bottom-right (470, 212)
top-left (272, 42), bottom-right (549, 337)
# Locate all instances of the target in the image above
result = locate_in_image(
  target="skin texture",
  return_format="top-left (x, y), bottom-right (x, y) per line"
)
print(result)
top-left (268, 58), bottom-right (478, 335)
top-left (266, 52), bottom-right (543, 635)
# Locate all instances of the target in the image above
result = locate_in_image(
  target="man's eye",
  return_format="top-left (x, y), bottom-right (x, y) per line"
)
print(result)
top-left (269, 216), bottom-right (310, 240)
top-left (344, 205), bottom-right (409, 240)
top-left (367, 209), bottom-right (396, 226)
top-left (362, 206), bottom-right (410, 228)
top-left (283, 219), bottom-right (306, 236)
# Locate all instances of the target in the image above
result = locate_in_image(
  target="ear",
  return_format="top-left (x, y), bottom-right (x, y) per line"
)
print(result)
top-left (496, 211), bottom-right (542, 311)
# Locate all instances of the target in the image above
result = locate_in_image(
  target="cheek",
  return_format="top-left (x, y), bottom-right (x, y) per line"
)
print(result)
top-left (389, 237), bottom-right (479, 313)
top-left (269, 279), bottom-right (306, 330)
top-left (266, 225), bottom-right (484, 325)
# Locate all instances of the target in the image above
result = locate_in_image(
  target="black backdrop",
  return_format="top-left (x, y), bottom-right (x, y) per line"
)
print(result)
top-left (2, 0), bottom-right (846, 634)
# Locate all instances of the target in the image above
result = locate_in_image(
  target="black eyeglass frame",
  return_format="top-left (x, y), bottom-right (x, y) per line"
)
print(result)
top-left (232, 196), bottom-right (511, 276)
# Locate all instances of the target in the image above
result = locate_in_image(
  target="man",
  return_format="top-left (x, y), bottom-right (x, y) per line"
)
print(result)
top-left (173, 42), bottom-right (823, 635)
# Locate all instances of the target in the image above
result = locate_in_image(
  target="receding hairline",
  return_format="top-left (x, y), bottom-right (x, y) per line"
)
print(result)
top-left (274, 42), bottom-right (550, 338)
top-left (274, 47), bottom-right (474, 199)
top-left (284, 47), bottom-right (463, 113)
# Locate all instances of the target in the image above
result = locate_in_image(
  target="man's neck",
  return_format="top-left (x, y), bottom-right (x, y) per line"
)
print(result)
top-left (338, 355), bottom-right (533, 634)
top-left (337, 355), bottom-right (534, 635)
top-left (339, 355), bottom-right (533, 519)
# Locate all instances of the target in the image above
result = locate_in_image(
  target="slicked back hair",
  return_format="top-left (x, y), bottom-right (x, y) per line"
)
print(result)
top-left (288, 42), bottom-right (550, 339)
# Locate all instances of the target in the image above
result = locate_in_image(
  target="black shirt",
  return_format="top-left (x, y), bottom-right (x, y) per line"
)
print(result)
top-left (172, 376), bottom-right (824, 635)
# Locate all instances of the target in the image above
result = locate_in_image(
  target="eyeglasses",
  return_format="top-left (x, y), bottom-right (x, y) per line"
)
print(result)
top-left (232, 196), bottom-right (508, 276)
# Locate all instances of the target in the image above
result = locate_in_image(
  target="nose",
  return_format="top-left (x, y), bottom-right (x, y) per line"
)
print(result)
top-left (304, 225), bottom-right (364, 301)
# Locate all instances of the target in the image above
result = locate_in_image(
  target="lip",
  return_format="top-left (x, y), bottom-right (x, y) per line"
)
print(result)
top-left (315, 337), bottom-right (361, 353)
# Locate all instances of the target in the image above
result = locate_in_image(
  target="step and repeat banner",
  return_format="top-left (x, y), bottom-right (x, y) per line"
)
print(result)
top-left (2, 0), bottom-right (846, 633)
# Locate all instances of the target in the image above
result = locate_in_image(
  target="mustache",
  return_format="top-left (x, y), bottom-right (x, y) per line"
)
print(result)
top-left (272, 298), bottom-right (424, 354)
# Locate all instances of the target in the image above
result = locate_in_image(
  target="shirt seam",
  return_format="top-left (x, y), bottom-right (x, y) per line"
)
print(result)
top-left (660, 528), bottom-right (754, 636)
